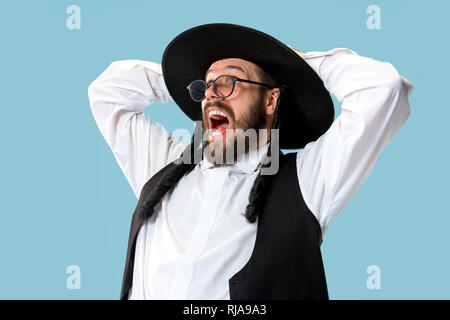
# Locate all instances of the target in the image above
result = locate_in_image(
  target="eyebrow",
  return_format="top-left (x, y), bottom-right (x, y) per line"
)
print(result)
top-left (205, 65), bottom-right (249, 80)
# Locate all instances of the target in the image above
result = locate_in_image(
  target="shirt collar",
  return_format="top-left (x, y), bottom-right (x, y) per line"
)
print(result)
top-left (199, 143), bottom-right (269, 174)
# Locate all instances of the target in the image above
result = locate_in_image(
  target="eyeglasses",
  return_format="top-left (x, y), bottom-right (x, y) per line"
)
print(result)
top-left (186, 75), bottom-right (276, 102)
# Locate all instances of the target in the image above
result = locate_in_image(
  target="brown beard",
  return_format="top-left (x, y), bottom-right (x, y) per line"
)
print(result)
top-left (202, 95), bottom-right (267, 164)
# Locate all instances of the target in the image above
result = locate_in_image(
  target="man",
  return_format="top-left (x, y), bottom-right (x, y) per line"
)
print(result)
top-left (88, 23), bottom-right (413, 300)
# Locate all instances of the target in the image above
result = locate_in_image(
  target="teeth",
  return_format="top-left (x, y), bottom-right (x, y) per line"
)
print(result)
top-left (211, 129), bottom-right (221, 136)
top-left (208, 109), bottom-right (227, 120)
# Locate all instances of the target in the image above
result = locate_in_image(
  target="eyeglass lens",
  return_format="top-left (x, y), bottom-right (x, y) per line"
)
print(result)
top-left (189, 76), bottom-right (234, 102)
top-left (189, 80), bottom-right (207, 102)
top-left (212, 75), bottom-right (233, 97)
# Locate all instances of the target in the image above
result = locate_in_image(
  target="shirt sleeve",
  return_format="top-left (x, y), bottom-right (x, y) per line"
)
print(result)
top-left (88, 60), bottom-right (189, 199)
top-left (296, 48), bottom-right (414, 236)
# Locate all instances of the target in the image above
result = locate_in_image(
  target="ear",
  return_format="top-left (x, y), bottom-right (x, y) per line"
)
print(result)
top-left (264, 88), bottom-right (281, 117)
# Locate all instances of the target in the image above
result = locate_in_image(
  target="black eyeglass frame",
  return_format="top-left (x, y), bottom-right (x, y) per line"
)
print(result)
top-left (186, 75), bottom-right (277, 102)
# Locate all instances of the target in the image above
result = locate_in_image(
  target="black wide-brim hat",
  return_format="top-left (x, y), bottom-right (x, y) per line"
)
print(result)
top-left (161, 23), bottom-right (334, 149)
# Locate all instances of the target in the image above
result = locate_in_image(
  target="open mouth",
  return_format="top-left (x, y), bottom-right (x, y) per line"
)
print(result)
top-left (208, 109), bottom-right (231, 138)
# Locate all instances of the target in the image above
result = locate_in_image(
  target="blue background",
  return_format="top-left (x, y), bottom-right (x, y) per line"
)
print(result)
top-left (0, 0), bottom-right (447, 299)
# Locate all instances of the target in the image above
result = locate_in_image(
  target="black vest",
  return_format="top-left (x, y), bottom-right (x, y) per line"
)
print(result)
top-left (120, 152), bottom-right (328, 300)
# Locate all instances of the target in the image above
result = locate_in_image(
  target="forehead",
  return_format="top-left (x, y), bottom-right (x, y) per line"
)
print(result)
top-left (205, 58), bottom-right (258, 79)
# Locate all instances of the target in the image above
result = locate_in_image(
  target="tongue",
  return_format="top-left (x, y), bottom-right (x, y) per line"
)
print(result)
top-left (218, 123), bottom-right (229, 136)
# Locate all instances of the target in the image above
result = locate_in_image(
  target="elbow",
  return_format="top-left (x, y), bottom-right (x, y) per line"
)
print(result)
top-left (87, 80), bottom-right (104, 109)
top-left (385, 73), bottom-right (413, 124)
top-left (87, 81), bottom-right (98, 102)
top-left (87, 81), bottom-right (103, 117)
top-left (385, 75), bottom-right (404, 98)
top-left (387, 72), bottom-right (414, 103)
top-left (389, 73), bottom-right (402, 87)
top-left (381, 68), bottom-right (409, 100)
top-left (381, 62), bottom-right (412, 94)
top-left (382, 63), bottom-right (403, 89)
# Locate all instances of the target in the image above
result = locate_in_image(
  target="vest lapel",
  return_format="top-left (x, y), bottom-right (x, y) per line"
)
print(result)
top-left (120, 160), bottom-right (178, 300)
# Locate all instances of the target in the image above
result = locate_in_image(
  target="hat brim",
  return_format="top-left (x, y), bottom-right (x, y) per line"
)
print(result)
top-left (161, 23), bottom-right (334, 149)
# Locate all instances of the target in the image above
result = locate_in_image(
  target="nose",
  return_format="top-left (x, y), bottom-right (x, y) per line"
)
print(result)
top-left (203, 83), bottom-right (220, 111)
top-left (204, 82), bottom-right (217, 100)
top-left (202, 84), bottom-right (221, 113)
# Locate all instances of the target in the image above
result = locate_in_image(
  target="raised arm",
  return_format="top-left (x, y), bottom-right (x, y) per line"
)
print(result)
top-left (295, 48), bottom-right (413, 236)
top-left (88, 60), bottom-right (189, 199)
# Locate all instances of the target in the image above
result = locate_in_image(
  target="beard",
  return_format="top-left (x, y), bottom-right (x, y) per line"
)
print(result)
top-left (201, 95), bottom-right (268, 164)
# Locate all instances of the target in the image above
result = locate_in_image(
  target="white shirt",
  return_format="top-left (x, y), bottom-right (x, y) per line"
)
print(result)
top-left (88, 48), bottom-right (413, 299)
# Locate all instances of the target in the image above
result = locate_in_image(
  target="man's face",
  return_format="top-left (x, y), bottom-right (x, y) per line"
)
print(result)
top-left (201, 58), bottom-right (277, 161)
